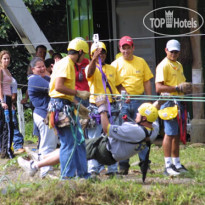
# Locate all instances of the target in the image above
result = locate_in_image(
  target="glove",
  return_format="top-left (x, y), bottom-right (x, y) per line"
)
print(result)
top-left (95, 95), bottom-right (108, 114)
top-left (78, 104), bottom-right (90, 119)
top-left (153, 93), bottom-right (171, 109)
top-left (79, 119), bottom-right (89, 130)
top-left (76, 90), bottom-right (90, 100)
top-left (176, 82), bottom-right (192, 94)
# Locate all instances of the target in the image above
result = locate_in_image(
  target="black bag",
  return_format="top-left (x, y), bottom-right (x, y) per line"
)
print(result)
top-left (85, 136), bottom-right (116, 165)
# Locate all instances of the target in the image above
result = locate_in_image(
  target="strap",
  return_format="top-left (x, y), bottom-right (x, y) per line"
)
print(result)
top-left (97, 57), bottom-right (113, 123)
top-left (177, 103), bottom-right (187, 145)
top-left (125, 124), bottom-right (152, 145)
top-left (75, 63), bottom-right (79, 71)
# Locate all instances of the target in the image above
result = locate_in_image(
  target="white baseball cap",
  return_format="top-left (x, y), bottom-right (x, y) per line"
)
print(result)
top-left (166, 39), bottom-right (180, 51)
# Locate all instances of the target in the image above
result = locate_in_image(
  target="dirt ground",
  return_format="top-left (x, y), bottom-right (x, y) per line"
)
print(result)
top-left (0, 141), bottom-right (203, 192)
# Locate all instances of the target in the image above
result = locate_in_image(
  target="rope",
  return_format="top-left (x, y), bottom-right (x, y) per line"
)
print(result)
top-left (60, 99), bottom-right (85, 180)
top-left (1, 33), bottom-right (205, 47)
top-left (2, 78), bottom-right (205, 102)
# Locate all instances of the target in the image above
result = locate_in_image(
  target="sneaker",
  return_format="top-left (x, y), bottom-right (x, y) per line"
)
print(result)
top-left (14, 148), bottom-right (25, 155)
top-left (17, 157), bottom-right (38, 177)
top-left (164, 164), bottom-right (180, 176)
top-left (24, 147), bottom-right (39, 161)
top-left (176, 165), bottom-right (188, 173)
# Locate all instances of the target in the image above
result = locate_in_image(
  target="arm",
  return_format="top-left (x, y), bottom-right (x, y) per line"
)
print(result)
top-left (21, 90), bottom-right (29, 104)
top-left (87, 48), bottom-right (102, 78)
top-left (12, 93), bottom-right (17, 103)
top-left (0, 70), bottom-right (8, 109)
top-left (144, 80), bottom-right (152, 95)
top-left (155, 82), bottom-right (176, 94)
top-left (100, 112), bottom-right (110, 134)
top-left (116, 84), bottom-right (126, 94)
top-left (55, 77), bottom-right (77, 96)
top-left (0, 69), bottom-right (4, 102)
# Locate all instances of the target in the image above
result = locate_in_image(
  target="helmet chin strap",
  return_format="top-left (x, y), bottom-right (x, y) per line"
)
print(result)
top-left (138, 116), bottom-right (147, 125)
top-left (76, 50), bottom-right (83, 63)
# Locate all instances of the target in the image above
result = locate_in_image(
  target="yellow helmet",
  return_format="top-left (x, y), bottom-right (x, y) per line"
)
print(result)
top-left (158, 105), bottom-right (178, 120)
top-left (91, 42), bottom-right (107, 55)
top-left (67, 38), bottom-right (89, 54)
top-left (138, 103), bottom-right (158, 122)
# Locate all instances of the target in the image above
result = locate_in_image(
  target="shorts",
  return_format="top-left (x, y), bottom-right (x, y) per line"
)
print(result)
top-left (161, 101), bottom-right (182, 136)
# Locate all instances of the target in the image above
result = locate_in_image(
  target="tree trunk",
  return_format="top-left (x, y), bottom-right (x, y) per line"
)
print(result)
top-left (188, 0), bottom-right (204, 119)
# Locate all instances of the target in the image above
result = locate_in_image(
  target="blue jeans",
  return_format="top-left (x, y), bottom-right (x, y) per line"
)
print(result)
top-left (120, 99), bottom-right (142, 122)
top-left (12, 110), bottom-right (24, 150)
top-left (87, 103), bottom-right (119, 174)
top-left (57, 125), bottom-right (90, 179)
top-left (119, 99), bottom-right (146, 170)
top-left (50, 98), bottom-right (89, 179)
top-left (75, 96), bottom-right (89, 108)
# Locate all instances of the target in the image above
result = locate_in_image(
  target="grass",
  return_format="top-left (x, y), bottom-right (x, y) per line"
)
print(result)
top-left (1, 112), bottom-right (205, 204)
top-left (0, 143), bottom-right (205, 204)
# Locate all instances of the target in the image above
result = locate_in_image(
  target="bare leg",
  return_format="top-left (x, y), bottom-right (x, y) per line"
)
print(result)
top-left (37, 149), bottom-right (60, 168)
top-left (162, 134), bottom-right (172, 157)
top-left (171, 135), bottom-right (179, 157)
top-left (42, 148), bottom-right (60, 159)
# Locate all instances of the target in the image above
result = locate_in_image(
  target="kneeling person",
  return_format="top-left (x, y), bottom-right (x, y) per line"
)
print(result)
top-left (86, 96), bottom-right (159, 167)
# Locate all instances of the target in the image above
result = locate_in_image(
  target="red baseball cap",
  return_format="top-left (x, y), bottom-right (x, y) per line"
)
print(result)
top-left (119, 36), bottom-right (133, 47)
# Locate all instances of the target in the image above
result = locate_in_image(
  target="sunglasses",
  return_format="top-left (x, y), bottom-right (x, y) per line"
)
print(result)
top-left (170, 50), bottom-right (179, 54)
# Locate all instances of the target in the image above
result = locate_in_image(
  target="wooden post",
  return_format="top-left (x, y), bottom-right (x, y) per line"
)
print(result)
top-left (188, 0), bottom-right (204, 119)
top-left (17, 89), bottom-right (25, 137)
top-left (188, 0), bottom-right (205, 143)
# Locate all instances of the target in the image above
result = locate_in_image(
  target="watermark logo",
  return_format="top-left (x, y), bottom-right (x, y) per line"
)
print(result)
top-left (143, 6), bottom-right (204, 36)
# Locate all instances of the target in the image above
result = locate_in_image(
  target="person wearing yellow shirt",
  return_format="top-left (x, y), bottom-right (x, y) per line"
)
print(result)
top-left (85, 41), bottom-right (125, 177)
top-left (48, 37), bottom-right (91, 179)
top-left (111, 36), bottom-right (154, 175)
top-left (155, 39), bottom-right (192, 176)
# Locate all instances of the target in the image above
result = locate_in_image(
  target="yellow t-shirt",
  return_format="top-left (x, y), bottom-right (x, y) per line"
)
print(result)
top-left (49, 56), bottom-right (75, 101)
top-left (111, 56), bottom-right (153, 95)
top-left (155, 57), bottom-right (186, 96)
top-left (85, 64), bottom-right (123, 103)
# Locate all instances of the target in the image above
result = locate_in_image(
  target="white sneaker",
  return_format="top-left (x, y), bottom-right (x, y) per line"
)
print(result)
top-left (176, 165), bottom-right (188, 173)
top-left (164, 164), bottom-right (180, 176)
top-left (24, 147), bottom-right (39, 161)
top-left (17, 157), bottom-right (38, 177)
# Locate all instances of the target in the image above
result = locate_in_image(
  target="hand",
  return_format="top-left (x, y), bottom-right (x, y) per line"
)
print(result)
top-left (92, 48), bottom-right (102, 61)
top-left (1, 102), bottom-right (8, 109)
top-left (95, 95), bottom-right (108, 114)
top-left (78, 104), bottom-right (90, 119)
top-left (95, 95), bottom-right (107, 107)
top-left (177, 82), bottom-right (192, 94)
top-left (154, 93), bottom-right (171, 107)
top-left (125, 95), bottom-right (130, 103)
top-left (76, 90), bottom-right (90, 100)
top-left (21, 98), bottom-right (28, 104)
top-left (12, 104), bottom-right (16, 110)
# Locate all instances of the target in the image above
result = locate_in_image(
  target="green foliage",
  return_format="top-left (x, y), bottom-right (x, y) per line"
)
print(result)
top-left (0, 0), bottom-right (68, 93)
